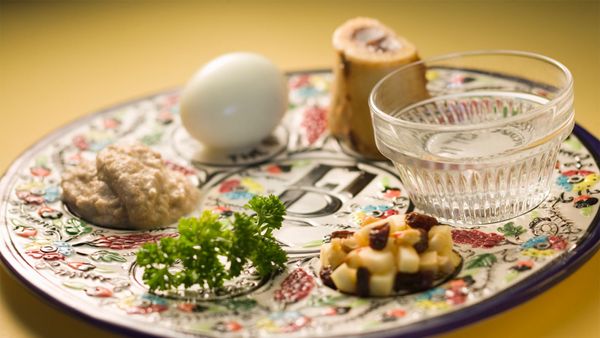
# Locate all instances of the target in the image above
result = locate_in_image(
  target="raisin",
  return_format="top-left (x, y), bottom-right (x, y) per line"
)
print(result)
top-left (320, 267), bottom-right (336, 290)
top-left (394, 271), bottom-right (435, 291)
top-left (330, 230), bottom-right (355, 239)
top-left (394, 272), bottom-right (420, 291)
top-left (405, 212), bottom-right (438, 231)
top-left (413, 228), bottom-right (429, 253)
top-left (417, 270), bottom-right (435, 290)
top-left (356, 267), bottom-right (370, 297)
top-left (369, 223), bottom-right (390, 250)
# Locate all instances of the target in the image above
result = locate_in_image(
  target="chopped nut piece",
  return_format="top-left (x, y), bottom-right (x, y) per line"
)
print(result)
top-left (393, 228), bottom-right (421, 246)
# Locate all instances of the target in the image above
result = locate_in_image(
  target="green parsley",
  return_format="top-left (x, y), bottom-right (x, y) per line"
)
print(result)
top-left (136, 195), bottom-right (287, 292)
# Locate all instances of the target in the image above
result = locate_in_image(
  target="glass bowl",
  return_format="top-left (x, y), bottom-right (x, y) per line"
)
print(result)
top-left (369, 50), bottom-right (574, 225)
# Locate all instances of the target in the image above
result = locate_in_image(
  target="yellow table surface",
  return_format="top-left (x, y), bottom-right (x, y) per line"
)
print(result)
top-left (1, 1), bottom-right (598, 337)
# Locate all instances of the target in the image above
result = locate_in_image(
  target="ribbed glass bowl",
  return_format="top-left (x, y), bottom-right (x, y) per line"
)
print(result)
top-left (370, 50), bottom-right (574, 225)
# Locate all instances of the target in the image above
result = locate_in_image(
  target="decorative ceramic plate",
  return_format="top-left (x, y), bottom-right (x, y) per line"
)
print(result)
top-left (1, 70), bottom-right (599, 338)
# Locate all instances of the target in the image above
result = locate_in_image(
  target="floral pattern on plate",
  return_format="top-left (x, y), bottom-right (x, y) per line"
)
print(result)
top-left (0, 71), bottom-right (598, 337)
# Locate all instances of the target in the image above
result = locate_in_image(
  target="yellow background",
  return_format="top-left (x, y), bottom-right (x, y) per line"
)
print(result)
top-left (0, 1), bottom-right (598, 337)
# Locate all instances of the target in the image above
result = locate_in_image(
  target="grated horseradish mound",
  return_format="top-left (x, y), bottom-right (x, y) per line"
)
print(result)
top-left (61, 144), bottom-right (199, 229)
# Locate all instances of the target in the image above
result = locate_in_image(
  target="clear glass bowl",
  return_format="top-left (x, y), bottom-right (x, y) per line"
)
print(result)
top-left (369, 50), bottom-right (574, 225)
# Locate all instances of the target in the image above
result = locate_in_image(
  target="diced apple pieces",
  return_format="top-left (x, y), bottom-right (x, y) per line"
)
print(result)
top-left (347, 247), bottom-right (395, 274)
top-left (320, 243), bottom-right (332, 267)
top-left (328, 252), bottom-right (347, 270)
top-left (387, 215), bottom-right (408, 233)
top-left (359, 217), bottom-right (388, 229)
top-left (330, 263), bottom-right (357, 294)
top-left (429, 225), bottom-right (451, 238)
top-left (361, 217), bottom-right (379, 226)
top-left (344, 249), bottom-right (360, 268)
top-left (354, 226), bottom-right (370, 247)
top-left (442, 251), bottom-right (462, 274)
top-left (321, 213), bottom-right (461, 297)
top-left (437, 255), bottom-right (453, 275)
top-left (428, 225), bottom-right (453, 256)
top-left (419, 250), bottom-right (438, 274)
top-left (355, 219), bottom-right (394, 249)
top-left (397, 246), bottom-right (420, 273)
top-left (382, 239), bottom-right (397, 253)
top-left (369, 271), bottom-right (396, 296)
top-left (393, 228), bottom-right (422, 246)
top-left (341, 236), bottom-right (359, 252)
top-left (320, 240), bottom-right (348, 269)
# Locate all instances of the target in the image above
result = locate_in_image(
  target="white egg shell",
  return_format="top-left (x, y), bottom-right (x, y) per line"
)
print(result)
top-left (179, 52), bottom-right (288, 149)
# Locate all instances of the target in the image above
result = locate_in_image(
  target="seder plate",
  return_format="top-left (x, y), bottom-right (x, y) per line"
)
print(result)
top-left (1, 70), bottom-right (599, 337)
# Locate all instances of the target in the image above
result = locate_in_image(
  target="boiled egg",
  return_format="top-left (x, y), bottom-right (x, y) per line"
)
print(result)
top-left (179, 52), bottom-right (288, 149)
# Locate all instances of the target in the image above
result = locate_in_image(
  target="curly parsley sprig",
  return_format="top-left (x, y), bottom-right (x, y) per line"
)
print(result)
top-left (136, 195), bottom-right (287, 291)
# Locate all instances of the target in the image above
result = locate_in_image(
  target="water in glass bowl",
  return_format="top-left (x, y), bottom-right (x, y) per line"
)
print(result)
top-left (381, 91), bottom-right (569, 225)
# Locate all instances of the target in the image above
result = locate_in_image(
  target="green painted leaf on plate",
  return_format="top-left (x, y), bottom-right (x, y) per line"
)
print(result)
top-left (497, 222), bottom-right (526, 238)
top-left (65, 218), bottom-right (92, 236)
top-left (90, 250), bottom-right (127, 263)
top-left (466, 253), bottom-right (497, 269)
